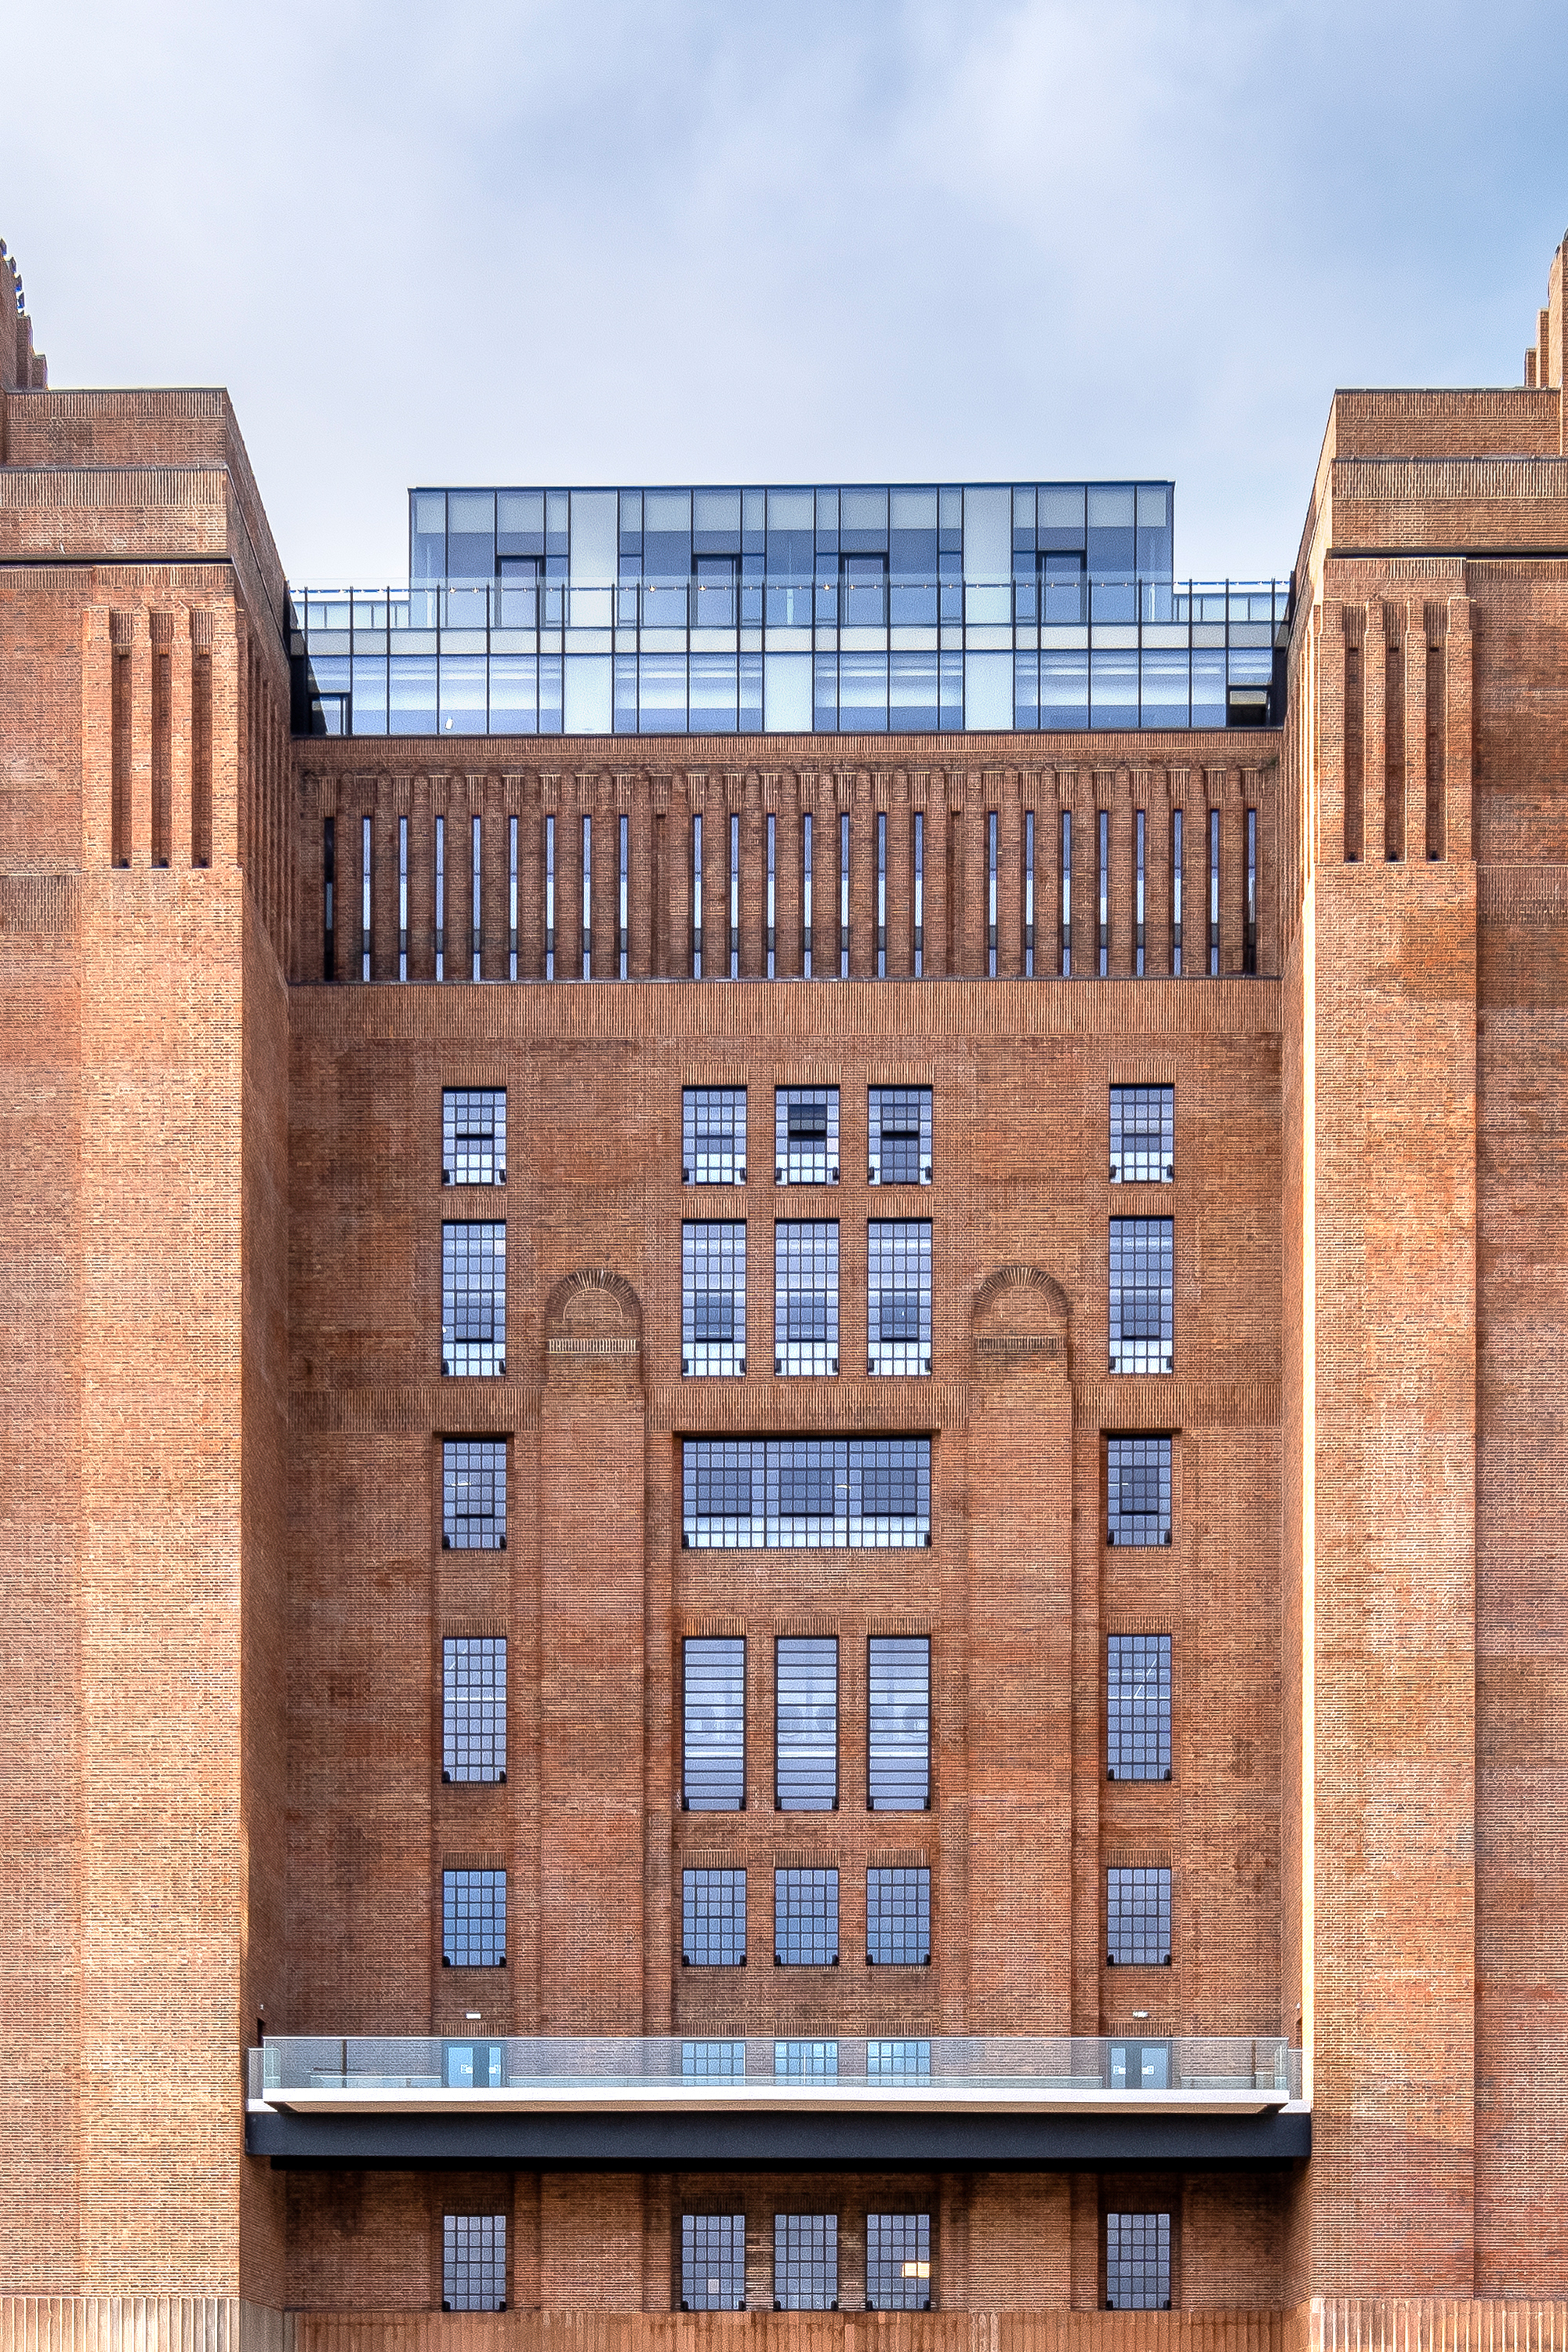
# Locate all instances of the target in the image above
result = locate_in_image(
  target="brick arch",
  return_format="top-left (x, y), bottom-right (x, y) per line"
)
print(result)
top-left (971, 1261), bottom-right (1069, 1335)
top-left (544, 1266), bottom-right (644, 1345)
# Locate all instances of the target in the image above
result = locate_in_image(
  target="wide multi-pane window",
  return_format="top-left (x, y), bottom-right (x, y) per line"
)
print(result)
top-left (775, 1087), bottom-right (839, 1184)
top-left (442, 1637), bottom-right (506, 1783)
top-left (443, 1439), bottom-right (506, 1548)
top-left (683, 2040), bottom-right (745, 2078)
top-left (867, 1220), bottom-right (931, 1375)
top-left (683, 1087), bottom-right (746, 1185)
top-left (442, 1088), bottom-right (506, 1185)
top-left (775, 1637), bottom-right (837, 1809)
top-left (775, 2038), bottom-right (837, 2078)
top-left (443, 2215), bottom-right (506, 2312)
top-left (1106, 1435), bottom-right (1172, 1544)
top-left (868, 2038), bottom-right (931, 2079)
top-left (1106, 1866), bottom-right (1172, 1965)
top-left (868, 1636), bottom-right (931, 1807)
top-left (683, 1222), bottom-right (746, 1377)
top-left (775, 2215), bottom-right (837, 2311)
top-left (682, 1439), bottom-right (931, 1548)
top-left (775, 1222), bottom-right (838, 1375)
top-left (1110, 1084), bottom-right (1174, 1183)
top-left (681, 2215), bottom-right (746, 2311)
top-left (442, 1868), bottom-right (506, 1965)
top-left (867, 1866), bottom-right (931, 1965)
top-left (1109, 1218), bottom-right (1173, 1374)
top-left (442, 1223), bottom-right (506, 1376)
top-left (867, 2214), bottom-right (932, 2312)
top-left (683, 1636), bottom-right (746, 1810)
top-left (775, 1867), bottom-right (838, 1964)
top-left (869, 1087), bottom-right (932, 1185)
top-left (682, 1867), bottom-right (746, 1965)
top-left (1106, 2212), bottom-right (1171, 2310)
top-left (1108, 1635), bottom-right (1172, 1781)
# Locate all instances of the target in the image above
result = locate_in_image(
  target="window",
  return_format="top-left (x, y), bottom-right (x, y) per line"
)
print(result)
top-left (1171, 807), bottom-right (1184, 975)
top-left (681, 2214), bottom-right (746, 2311)
top-left (1060, 808), bottom-right (1072, 976)
top-left (683, 1222), bottom-right (746, 1376)
top-left (868, 1635), bottom-right (931, 1807)
top-left (683, 1637), bottom-right (745, 1810)
top-left (868, 2038), bottom-right (931, 2078)
top-left (1109, 1218), bottom-right (1173, 1374)
top-left (442, 1223), bottom-right (506, 1376)
top-left (766, 812), bottom-right (776, 977)
top-left (682, 2039), bottom-right (745, 2078)
top-left (868, 1220), bottom-right (931, 1375)
top-left (867, 1866), bottom-right (931, 1964)
top-left (691, 810), bottom-right (703, 977)
top-left (801, 810), bottom-right (814, 977)
top-left (1134, 808), bottom-right (1146, 975)
top-left (775, 1637), bottom-right (837, 1809)
top-left (775, 1087), bottom-right (839, 1184)
top-left (580, 811), bottom-right (592, 978)
top-left (442, 1638), bottom-right (506, 1784)
top-left (1106, 2212), bottom-right (1171, 2310)
top-left (1106, 1436), bottom-right (1172, 1545)
top-left (442, 1439), bottom-right (506, 1548)
top-left (876, 810), bottom-right (887, 977)
top-left (867, 2214), bottom-right (931, 2312)
top-left (868, 1086), bottom-right (932, 1185)
top-left (775, 2215), bottom-right (837, 2311)
top-left (682, 1867), bottom-right (746, 1965)
top-left (509, 814), bottom-right (518, 979)
top-left (1097, 808), bottom-right (1109, 976)
top-left (443, 2215), bottom-right (505, 2313)
top-left (361, 813), bottom-right (372, 983)
top-left (775, 2038), bottom-right (837, 2078)
top-left (398, 814), bottom-right (408, 980)
top-left (1024, 808), bottom-right (1036, 975)
top-left (435, 813), bottom-right (446, 982)
top-left (443, 1088), bottom-right (506, 1185)
top-left (442, 1868), bottom-right (506, 1966)
top-left (1245, 805), bottom-right (1258, 974)
top-left (683, 1086), bottom-right (746, 1185)
top-left (323, 815), bottom-right (336, 980)
top-left (1109, 1085), bottom-right (1173, 1183)
top-left (1208, 805), bottom-right (1221, 975)
top-left (1107, 1866), bottom-right (1171, 1965)
top-left (682, 1438), bottom-right (931, 1549)
top-left (543, 811), bottom-right (554, 979)
top-left (775, 1221), bottom-right (839, 1376)
top-left (913, 810), bottom-right (924, 976)
top-left (1108, 1634), bottom-right (1172, 1781)
top-left (775, 1867), bottom-right (838, 1964)
top-left (728, 811), bottom-right (740, 978)
top-left (839, 811), bottom-right (851, 978)
top-left (986, 809), bottom-right (998, 976)
top-left (472, 813), bottom-right (484, 981)
top-left (618, 811), bottom-right (629, 978)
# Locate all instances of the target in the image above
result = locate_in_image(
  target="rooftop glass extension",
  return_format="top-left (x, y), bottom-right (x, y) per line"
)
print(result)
top-left (290, 480), bottom-right (1290, 739)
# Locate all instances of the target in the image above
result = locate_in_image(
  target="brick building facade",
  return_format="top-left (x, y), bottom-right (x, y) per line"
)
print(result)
top-left (1, 229), bottom-right (1566, 2340)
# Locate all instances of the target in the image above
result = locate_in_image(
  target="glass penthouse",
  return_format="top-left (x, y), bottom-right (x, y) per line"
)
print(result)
top-left (292, 481), bottom-right (1290, 740)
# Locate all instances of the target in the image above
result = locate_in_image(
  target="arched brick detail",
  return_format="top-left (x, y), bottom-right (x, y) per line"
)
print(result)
top-left (543, 1265), bottom-right (644, 1345)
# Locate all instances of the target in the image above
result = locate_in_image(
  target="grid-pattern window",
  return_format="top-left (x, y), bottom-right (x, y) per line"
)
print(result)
top-left (868, 2038), bottom-right (931, 2078)
top-left (867, 2214), bottom-right (932, 2311)
top-left (775, 2215), bottom-right (837, 2311)
top-left (683, 1636), bottom-right (746, 1810)
top-left (1107, 1866), bottom-right (1172, 1965)
top-left (683, 1087), bottom-right (746, 1185)
top-left (1106, 2212), bottom-right (1171, 2310)
top-left (682, 2039), bottom-right (745, 2078)
top-left (682, 2214), bottom-right (746, 2312)
top-left (775, 1637), bottom-right (837, 1809)
top-left (443, 1088), bottom-right (506, 1185)
top-left (869, 1636), bottom-right (931, 1807)
top-left (442, 1223), bottom-right (506, 1377)
top-left (1109, 1218), bottom-right (1173, 1374)
top-left (1108, 1634), bottom-right (1172, 1781)
top-left (443, 1439), bottom-right (506, 1548)
top-left (682, 1868), bottom-right (746, 1965)
top-left (1107, 1436), bottom-right (1172, 1545)
top-left (682, 1439), bottom-right (932, 1549)
top-left (867, 1866), bottom-right (931, 1964)
top-left (775, 1087), bottom-right (839, 1185)
top-left (1110, 1085), bottom-right (1174, 1183)
top-left (775, 2038), bottom-right (838, 2078)
top-left (869, 1087), bottom-right (932, 1185)
top-left (683, 1222), bottom-right (746, 1377)
top-left (775, 1867), bottom-right (838, 1965)
top-left (443, 2215), bottom-right (506, 2312)
top-left (775, 1222), bottom-right (839, 1376)
top-left (443, 1868), bottom-right (506, 1966)
top-left (442, 1638), bottom-right (506, 1784)
top-left (868, 1220), bottom-right (932, 1375)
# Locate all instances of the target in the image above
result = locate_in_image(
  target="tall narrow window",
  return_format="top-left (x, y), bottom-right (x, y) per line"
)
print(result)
top-left (443, 1636), bottom-right (506, 1781)
top-left (1097, 808), bottom-right (1109, 976)
top-left (1106, 2213), bottom-right (1171, 2310)
top-left (1244, 806), bottom-right (1258, 975)
top-left (775, 1636), bottom-right (837, 1809)
top-left (442, 1439), bottom-right (507, 1548)
top-left (581, 811), bottom-right (592, 979)
top-left (543, 811), bottom-right (554, 979)
top-left (618, 811), bottom-right (629, 978)
top-left (111, 644), bottom-right (131, 867)
top-left (868, 1635), bottom-right (930, 1808)
top-left (441, 1222), bottom-right (506, 1377)
top-left (151, 642), bottom-right (171, 867)
top-left (1110, 1085), bottom-right (1173, 1182)
top-left (986, 809), bottom-right (998, 976)
top-left (1106, 1866), bottom-right (1172, 1965)
top-left (775, 1221), bottom-right (839, 1377)
top-left (442, 1869), bottom-right (506, 1965)
top-left (1109, 1217), bottom-right (1174, 1374)
top-left (728, 811), bottom-right (740, 978)
top-left (1134, 809), bottom-right (1146, 975)
top-left (801, 810), bottom-right (814, 977)
top-left (838, 811), bottom-right (851, 978)
top-left (191, 646), bottom-right (212, 867)
top-left (443, 2215), bottom-right (506, 2314)
top-left (444, 1087), bottom-right (506, 1185)
top-left (1207, 806), bottom-right (1221, 975)
top-left (1106, 1434), bottom-right (1172, 1545)
top-left (471, 814), bottom-right (483, 981)
top-left (867, 1867), bottom-right (930, 1964)
top-left (1060, 810), bottom-right (1072, 975)
top-left (868, 1086), bottom-right (932, 1185)
top-left (435, 813), bottom-right (447, 982)
top-left (682, 1087), bottom-right (746, 1185)
top-left (1108, 1632), bottom-right (1172, 1780)
top-left (682, 1867), bottom-right (746, 1964)
top-left (775, 1087), bottom-right (839, 1184)
top-left (692, 811), bottom-right (703, 978)
top-left (361, 813), bottom-right (372, 982)
top-left (1024, 809), bottom-right (1036, 975)
top-left (876, 811), bottom-right (887, 977)
top-left (322, 814), bottom-right (336, 981)
top-left (774, 2216), bottom-right (837, 2311)
top-left (867, 1220), bottom-right (932, 1375)
top-left (508, 815), bottom-right (518, 980)
top-left (867, 2215), bottom-right (931, 2312)
top-left (681, 2215), bottom-right (746, 2313)
top-left (1171, 808), bottom-right (1184, 975)
top-left (775, 1867), bottom-right (838, 1965)
top-left (397, 815), bottom-right (409, 980)
top-left (913, 811), bottom-right (924, 977)
top-left (766, 811), bottom-right (776, 978)
top-left (682, 1221), bottom-right (746, 1377)
top-left (683, 1635), bottom-right (745, 1810)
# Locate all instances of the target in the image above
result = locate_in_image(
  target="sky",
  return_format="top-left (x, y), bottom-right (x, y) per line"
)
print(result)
top-left (5, 0), bottom-right (1566, 586)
